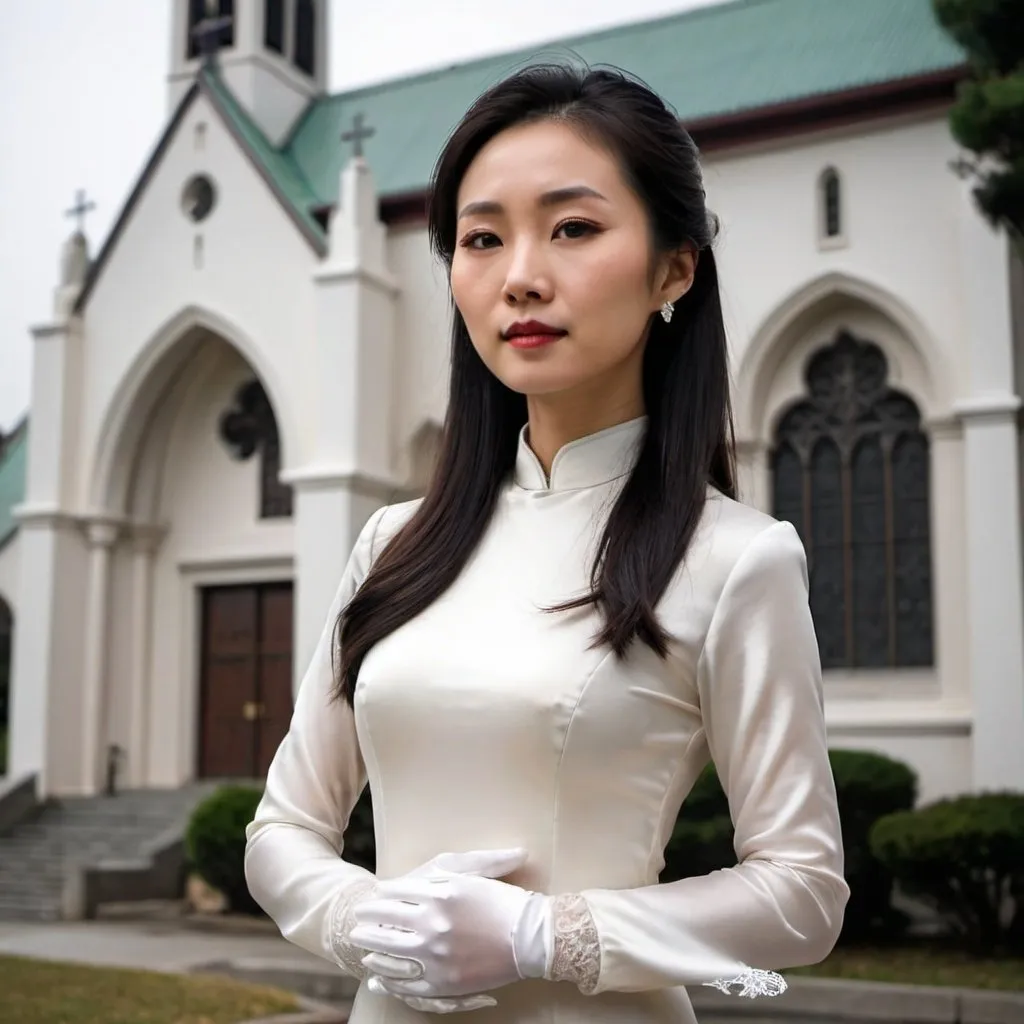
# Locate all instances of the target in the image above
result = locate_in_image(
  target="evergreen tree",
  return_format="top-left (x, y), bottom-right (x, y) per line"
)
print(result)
top-left (933, 0), bottom-right (1024, 240)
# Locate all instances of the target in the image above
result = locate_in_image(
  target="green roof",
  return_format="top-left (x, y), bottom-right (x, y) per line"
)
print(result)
top-left (0, 422), bottom-right (27, 550)
top-left (287, 0), bottom-right (965, 203)
top-left (201, 67), bottom-right (324, 242)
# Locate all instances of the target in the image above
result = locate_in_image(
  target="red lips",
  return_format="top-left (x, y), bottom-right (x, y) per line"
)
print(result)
top-left (502, 319), bottom-right (567, 350)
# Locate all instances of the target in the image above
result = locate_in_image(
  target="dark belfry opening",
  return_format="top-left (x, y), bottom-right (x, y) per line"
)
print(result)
top-left (264, 0), bottom-right (285, 54)
top-left (187, 0), bottom-right (235, 59)
top-left (294, 0), bottom-right (316, 75)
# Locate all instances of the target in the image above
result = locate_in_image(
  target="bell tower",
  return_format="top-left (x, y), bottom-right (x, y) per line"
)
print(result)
top-left (168, 0), bottom-right (329, 145)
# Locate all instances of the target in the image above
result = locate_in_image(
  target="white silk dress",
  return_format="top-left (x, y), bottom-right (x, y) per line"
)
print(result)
top-left (245, 417), bottom-right (849, 1023)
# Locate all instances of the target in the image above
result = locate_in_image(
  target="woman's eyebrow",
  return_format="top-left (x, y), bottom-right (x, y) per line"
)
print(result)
top-left (457, 185), bottom-right (609, 221)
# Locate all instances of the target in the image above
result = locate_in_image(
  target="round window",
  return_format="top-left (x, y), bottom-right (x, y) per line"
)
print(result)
top-left (182, 174), bottom-right (216, 222)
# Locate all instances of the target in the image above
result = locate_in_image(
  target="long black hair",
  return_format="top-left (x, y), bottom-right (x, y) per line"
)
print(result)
top-left (334, 63), bottom-right (735, 705)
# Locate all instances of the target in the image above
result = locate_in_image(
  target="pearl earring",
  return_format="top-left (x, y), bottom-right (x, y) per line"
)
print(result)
top-left (660, 300), bottom-right (675, 323)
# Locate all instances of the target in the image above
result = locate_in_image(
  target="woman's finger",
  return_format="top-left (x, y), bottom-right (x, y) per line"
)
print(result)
top-left (361, 951), bottom-right (423, 980)
top-left (349, 924), bottom-right (421, 956)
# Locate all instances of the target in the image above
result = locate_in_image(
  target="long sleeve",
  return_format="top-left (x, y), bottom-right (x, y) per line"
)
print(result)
top-left (244, 505), bottom-right (388, 969)
top-left (554, 519), bottom-right (849, 995)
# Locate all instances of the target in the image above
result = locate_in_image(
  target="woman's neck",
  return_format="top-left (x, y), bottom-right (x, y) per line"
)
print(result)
top-left (525, 387), bottom-right (645, 478)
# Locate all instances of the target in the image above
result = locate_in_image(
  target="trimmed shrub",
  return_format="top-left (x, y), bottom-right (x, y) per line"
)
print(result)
top-left (870, 791), bottom-right (1024, 952)
top-left (660, 749), bottom-right (918, 941)
top-left (829, 749), bottom-right (917, 939)
top-left (661, 763), bottom-right (732, 882)
top-left (185, 785), bottom-right (263, 915)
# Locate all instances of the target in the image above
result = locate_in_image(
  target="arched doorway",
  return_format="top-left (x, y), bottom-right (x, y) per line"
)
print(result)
top-left (88, 314), bottom-right (298, 787)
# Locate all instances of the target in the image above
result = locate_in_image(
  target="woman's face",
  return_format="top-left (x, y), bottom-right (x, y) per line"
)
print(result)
top-left (450, 119), bottom-right (693, 405)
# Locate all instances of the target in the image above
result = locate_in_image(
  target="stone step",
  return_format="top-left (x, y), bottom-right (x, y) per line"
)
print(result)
top-left (0, 894), bottom-right (63, 920)
top-left (0, 784), bottom-right (216, 921)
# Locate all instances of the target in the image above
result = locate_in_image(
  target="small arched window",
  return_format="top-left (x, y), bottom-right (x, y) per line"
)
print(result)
top-left (772, 332), bottom-right (933, 670)
top-left (819, 167), bottom-right (843, 244)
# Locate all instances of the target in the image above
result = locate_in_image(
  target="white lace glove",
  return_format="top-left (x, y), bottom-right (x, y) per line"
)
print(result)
top-left (351, 860), bottom-right (552, 1001)
top-left (328, 848), bottom-right (532, 1014)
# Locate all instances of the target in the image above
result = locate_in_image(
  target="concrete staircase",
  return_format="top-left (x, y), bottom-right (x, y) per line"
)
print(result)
top-left (0, 784), bottom-right (217, 921)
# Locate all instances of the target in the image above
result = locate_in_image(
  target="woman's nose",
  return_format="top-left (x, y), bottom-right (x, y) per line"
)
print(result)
top-left (503, 243), bottom-right (553, 305)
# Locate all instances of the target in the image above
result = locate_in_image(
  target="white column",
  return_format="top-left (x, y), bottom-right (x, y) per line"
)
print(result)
top-left (956, 398), bottom-right (1024, 789)
top-left (6, 513), bottom-right (69, 792)
top-left (80, 521), bottom-right (119, 795)
top-left (126, 527), bottom-right (161, 787)
top-left (957, 186), bottom-right (1024, 790)
top-left (292, 152), bottom-right (402, 694)
top-left (735, 438), bottom-right (770, 512)
top-left (926, 418), bottom-right (970, 707)
top-left (287, 475), bottom-right (389, 695)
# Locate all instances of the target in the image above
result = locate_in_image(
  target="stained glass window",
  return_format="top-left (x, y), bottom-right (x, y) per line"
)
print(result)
top-left (771, 332), bottom-right (933, 668)
top-left (219, 379), bottom-right (293, 519)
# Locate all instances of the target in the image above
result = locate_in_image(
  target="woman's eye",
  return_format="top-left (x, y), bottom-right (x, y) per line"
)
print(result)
top-left (554, 219), bottom-right (597, 240)
top-left (461, 231), bottom-right (500, 250)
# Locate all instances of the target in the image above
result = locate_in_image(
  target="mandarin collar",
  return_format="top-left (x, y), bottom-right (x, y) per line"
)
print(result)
top-left (513, 416), bottom-right (648, 492)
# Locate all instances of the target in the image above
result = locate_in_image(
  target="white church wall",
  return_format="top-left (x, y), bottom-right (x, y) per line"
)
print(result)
top-left (692, 110), bottom-right (979, 796)
top-left (828, 731), bottom-right (972, 806)
top-left (76, 92), bottom-right (319, 518)
top-left (706, 112), bottom-right (961, 415)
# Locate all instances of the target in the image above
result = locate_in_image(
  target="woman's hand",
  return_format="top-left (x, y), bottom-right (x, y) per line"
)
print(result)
top-left (351, 869), bottom-right (548, 999)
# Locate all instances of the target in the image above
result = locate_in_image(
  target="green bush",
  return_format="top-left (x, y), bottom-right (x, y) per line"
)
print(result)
top-left (660, 749), bottom-right (918, 941)
top-left (870, 792), bottom-right (1024, 953)
top-left (185, 785), bottom-right (264, 915)
top-left (830, 749), bottom-right (918, 939)
top-left (661, 763), bottom-right (732, 882)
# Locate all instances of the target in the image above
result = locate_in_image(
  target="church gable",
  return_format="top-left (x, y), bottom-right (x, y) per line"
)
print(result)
top-left (76, 66), bottom-right (324, 314)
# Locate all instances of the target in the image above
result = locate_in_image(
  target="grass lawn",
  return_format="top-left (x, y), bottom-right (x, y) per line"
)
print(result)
top-left (790, 944), bottom-right (1024, 991)
top-left (0, 954), bottom-right (301, 1024)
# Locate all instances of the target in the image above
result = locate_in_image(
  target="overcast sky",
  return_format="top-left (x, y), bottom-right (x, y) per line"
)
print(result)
top-left (0, 0), bottom-right (725, 432)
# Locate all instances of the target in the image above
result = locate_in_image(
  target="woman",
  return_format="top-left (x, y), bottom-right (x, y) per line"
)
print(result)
top-left (245, 63), bottom-right (849, 1023)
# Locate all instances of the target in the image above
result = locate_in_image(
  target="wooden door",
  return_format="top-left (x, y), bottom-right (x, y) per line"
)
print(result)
top-left (198, 582), bottom-right (294, 778)
top-left (255, 583), bottom-right (294, 777)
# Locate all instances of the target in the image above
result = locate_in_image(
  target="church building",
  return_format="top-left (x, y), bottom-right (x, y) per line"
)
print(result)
top-left (0, 0), bottom-right (1022, 804)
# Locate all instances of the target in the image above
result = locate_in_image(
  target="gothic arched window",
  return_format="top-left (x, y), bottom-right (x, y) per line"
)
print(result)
top-left (772, 332), bottom-right (933, 669)
top-left (219, 379), bottom-right (293, 519)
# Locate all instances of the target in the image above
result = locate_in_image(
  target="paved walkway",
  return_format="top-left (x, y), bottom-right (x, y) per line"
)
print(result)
top-left (0, 919), bottom-right (323, 975)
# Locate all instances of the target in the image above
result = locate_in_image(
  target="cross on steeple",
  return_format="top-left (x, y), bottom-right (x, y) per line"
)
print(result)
top-left (192, 0), bottom-right (233, 61)
top-left (65, 189), bottom-right (96, 235)
top-left (341, 113), bottom-right (375, 160)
